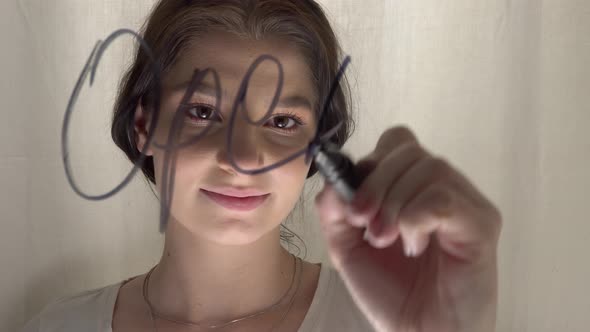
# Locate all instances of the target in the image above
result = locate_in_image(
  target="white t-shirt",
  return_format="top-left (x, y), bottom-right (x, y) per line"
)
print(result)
top-left (21, 264), bottom-right (375, 332)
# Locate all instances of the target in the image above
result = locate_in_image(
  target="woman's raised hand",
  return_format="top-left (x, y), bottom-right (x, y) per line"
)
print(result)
top-left (314, 126), bottom-right (502, 332)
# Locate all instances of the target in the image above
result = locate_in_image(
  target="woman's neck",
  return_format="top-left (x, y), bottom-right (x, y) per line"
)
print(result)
top-left (146, 218), bottom-right (297, 323)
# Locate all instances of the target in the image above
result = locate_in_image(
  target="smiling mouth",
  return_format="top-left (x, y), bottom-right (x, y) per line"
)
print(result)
top-left (200, 189), bottom-right (270, 211)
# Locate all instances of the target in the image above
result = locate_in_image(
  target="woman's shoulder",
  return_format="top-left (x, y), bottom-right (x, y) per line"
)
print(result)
top-left (20, 280), bottom-right (124, 332)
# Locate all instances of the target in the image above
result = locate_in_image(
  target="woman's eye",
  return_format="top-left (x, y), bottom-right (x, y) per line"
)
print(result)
top-left (185, 104), bottom-right (303, 133)
top-left (267, 114), bottom-right (304, 133)
top-left (186, 104), bottom-right (219, 123)
top-left (272, 116), bottom-right (296, 130)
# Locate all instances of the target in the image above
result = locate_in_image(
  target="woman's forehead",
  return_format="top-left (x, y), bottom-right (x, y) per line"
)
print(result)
top-left (163, 31), bottom-right (315, 99)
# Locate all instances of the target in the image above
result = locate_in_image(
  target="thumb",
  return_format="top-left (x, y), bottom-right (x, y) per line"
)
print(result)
top-left (314, 184), bottom-right (366, 270)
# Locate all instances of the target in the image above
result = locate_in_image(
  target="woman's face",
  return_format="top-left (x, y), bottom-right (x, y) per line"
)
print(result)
top-left (136, 30), bottom-right (318, 245)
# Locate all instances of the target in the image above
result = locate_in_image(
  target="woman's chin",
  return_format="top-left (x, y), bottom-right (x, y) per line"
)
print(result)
top-left (186, 218), bottom-right (274, 246)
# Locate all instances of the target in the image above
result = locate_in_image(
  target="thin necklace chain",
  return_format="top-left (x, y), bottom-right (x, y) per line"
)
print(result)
top-left (142, 254), bottom-right (303, 331)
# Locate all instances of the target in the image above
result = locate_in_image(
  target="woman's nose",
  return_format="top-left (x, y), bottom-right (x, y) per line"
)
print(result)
top-left (219, 119), bottom-right (264, 171)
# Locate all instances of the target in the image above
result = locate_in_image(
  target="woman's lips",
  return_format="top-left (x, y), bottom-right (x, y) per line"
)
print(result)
top-left (200, 189), bottom-right (269, 211)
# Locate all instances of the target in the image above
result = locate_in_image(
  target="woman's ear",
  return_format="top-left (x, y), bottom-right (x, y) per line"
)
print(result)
top-left (133, 97), bottom-right (154, 156)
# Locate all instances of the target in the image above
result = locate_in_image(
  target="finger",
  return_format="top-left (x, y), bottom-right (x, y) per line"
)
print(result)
top-left (369, 155), bottom-right (457, 256)
top-left (363, 208), bottom-right (401, 248)
top-left (347, 125), bottom-right (422, 225)
top-left (315, 183), bottom-right (347, 226)
top-left (364, 154), bottom-right (440, 247)
top-left (398, 168), bottom-right (502, 261)
top-left (371, 125), bottom-right (420, 160)
top-left (348, 142), bottom-right (429, 228)
top-left (344, 157), bottom-right (379, 227)
top-left (397, 182), bottom-right (455, 257)
top-left (315, 183), bottom-right (365, 254)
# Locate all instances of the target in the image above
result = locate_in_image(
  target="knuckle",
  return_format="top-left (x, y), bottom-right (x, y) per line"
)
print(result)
top-left (399, 183), bottom-right (454, 221)
top-left (384, 125), bottom-right (416, 141)
top-left (429, 156), bottom-right (452, 178)
top-left (398, 141), bottom-right (427, 159)
top-left (376, 125), bottom-right (419, 152)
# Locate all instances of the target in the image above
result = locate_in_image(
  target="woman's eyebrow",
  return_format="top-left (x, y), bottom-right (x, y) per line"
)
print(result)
top-left (172, 80), bottom-right (228, 99)
top-left (172, 80), bottom-right (313, 112)
top-left (276, 95), bottom-right (312, 112)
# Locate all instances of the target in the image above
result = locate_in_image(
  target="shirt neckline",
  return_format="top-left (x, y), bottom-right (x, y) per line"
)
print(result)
top-left (105, 262), bottom-right (331, 332)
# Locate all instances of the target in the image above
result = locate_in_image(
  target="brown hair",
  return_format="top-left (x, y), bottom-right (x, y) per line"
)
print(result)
top-left (110, 0), bottom-right (355, 254)
top-left (112, 0), bottom-right (354, 182)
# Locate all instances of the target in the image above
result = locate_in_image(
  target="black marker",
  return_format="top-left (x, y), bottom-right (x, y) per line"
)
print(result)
top-left (312, 142), bottom-right (366, 203)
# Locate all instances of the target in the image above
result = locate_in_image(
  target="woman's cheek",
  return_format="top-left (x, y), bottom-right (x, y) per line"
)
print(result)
top-left (272, 157), bottom-right (310, 209)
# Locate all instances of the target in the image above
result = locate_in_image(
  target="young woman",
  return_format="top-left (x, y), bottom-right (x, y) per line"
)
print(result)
top-left (22, 1), bottom-right (502, 331)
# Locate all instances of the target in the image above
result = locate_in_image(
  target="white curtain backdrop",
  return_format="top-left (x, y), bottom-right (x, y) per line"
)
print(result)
top-left (2, 1), bottom-right (589, 331)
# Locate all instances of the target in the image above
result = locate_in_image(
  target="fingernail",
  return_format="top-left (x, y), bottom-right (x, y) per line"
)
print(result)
top-left (346, 206), bottom-right (367, 227)
top-left (372, 210), bottom-right (385, 236)
top-left (404, 242), bottom-right (415, 257)
top-left (363, 229), bottom-right (371, 242)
